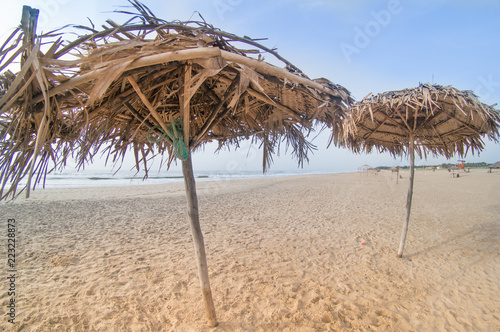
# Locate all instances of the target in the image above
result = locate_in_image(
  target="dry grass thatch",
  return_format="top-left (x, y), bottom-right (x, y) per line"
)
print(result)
top-left (0, 1), bottom-right (353, 199)
top-left (342, 83), bottom-right (500, 158)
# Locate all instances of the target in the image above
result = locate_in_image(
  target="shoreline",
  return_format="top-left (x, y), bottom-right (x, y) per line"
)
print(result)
top-left (5, 171), bottom-right (351, 203)
top-left (5, 167), bottom-right (492, 202)
top-left (5, 167), bottom-right (495, 201)
top-left (4, 169), bottom-right (346, 198)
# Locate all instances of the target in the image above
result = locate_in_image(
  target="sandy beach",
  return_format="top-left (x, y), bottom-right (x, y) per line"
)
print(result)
top-left (0, 169), bottom-right (499, 331)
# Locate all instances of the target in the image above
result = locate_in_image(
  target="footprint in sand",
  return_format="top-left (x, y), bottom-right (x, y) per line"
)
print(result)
top-left (50, 254), bottom-right (80, 267)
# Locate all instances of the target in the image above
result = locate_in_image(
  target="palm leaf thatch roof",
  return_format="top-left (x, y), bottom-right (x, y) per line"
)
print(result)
top-left (0, 1), bottom-right (352, 199)
top-left (342, 83), bottom-right (500, 158)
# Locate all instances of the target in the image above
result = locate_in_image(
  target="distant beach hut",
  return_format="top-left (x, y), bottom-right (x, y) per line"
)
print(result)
top-left (0, 2), bottom-right (352, 326)
top-left (341, 83), bottom-right (500, 258)
top-left (358, 164), bottom-right (374, 175)
top-left (488, 161), bottom-right (500, 173)
top-left (390, 166), bottom-right (400, 183)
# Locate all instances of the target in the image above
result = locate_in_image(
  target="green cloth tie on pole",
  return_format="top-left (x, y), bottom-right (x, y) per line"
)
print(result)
top-left (168, 118), bottom-right (190, 161)
top-left (147, 119), bottom-right (189, 161)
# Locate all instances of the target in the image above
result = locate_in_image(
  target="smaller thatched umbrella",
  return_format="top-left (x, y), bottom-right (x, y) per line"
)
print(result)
top-left (488, 161), bottom-right (500, 173)
top-left (390, 166), bottom-right (400, 183)
top-left (358, 164), bottom-right (373, 175)
top-left (342, 83), bottom-right (500, 258)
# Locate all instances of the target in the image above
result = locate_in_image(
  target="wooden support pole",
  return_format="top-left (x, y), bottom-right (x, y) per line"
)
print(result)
top-left (398, 136), bottom-right (415, 258)
top-left (21, 6), bottom-right (39, 198)
top-left (181, 63), bottom-right (191, 148)
top-left (181, 155), bottom-right (218, 327)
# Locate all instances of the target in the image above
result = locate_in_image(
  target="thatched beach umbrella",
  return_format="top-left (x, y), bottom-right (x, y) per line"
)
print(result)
top-left (389, 166), bottom-right (400, 183)
top-left (0, 2), bottom-right (352, 326)
top-left (358, 164), bottom-right (373, 175)
top-left (342, 83), bottom-right (500, 258)
top-left (488, 161), bottom-right (500, 173)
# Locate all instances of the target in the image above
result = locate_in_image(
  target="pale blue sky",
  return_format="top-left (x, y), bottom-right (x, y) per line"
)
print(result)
top-left (1, 0), bottom-right (499, 173)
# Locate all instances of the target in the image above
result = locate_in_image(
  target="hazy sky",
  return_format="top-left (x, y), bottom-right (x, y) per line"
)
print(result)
top-left (1, 0), bottom-right (499, 173)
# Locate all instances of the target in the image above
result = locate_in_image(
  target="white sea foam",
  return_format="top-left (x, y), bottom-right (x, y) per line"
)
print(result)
top-left (20, 169), bottom-right (337, 189)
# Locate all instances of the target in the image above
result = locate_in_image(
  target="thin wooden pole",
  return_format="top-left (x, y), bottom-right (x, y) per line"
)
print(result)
top-left (181, 155), bottom-right (218, 327)
top-left (181, 63), bottom-right (191, 148)
top-left (21, 6), bottom-right (39, 199)
top-left (398, 136), bottom-right (415, 258)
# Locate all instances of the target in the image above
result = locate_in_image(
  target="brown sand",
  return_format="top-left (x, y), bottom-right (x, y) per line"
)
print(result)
top-left (0, 169), bottom-right (499, 331)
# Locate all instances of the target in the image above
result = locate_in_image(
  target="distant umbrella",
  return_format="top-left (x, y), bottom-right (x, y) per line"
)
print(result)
top-left (341, 83), bottom-right (500, 258)
top-left (390, 166), bottom-right (400, 183)
top-left (489, 161), bottom-right (500, 172)
top-left (358, 164), bottom-right (373, 175)
top-left (0, 1), bottom-right (352, 326)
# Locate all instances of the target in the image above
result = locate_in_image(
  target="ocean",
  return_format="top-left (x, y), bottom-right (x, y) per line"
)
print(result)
top-left (22, 168), bottom-right (335, 189)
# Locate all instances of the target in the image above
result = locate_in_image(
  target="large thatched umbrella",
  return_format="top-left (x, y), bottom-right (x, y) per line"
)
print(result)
top-left (341, 83), bottom-right (500, 258)
top-left (0, 2), bottom-right (352, 327)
